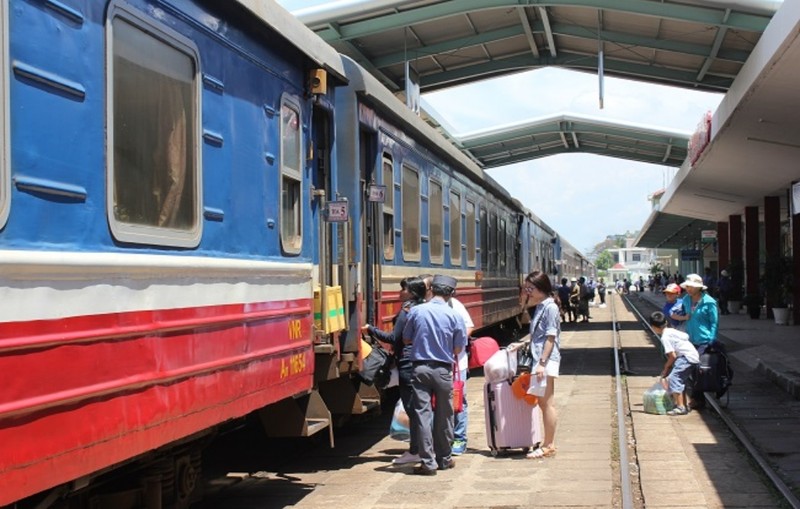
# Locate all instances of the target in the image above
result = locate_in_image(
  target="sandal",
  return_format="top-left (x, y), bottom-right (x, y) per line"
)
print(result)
top-left (525, 446), bottom-right (557, 459)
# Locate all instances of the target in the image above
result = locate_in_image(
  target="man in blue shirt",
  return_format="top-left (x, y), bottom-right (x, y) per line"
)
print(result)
top-left (403, 275), bottom-right (467, 475)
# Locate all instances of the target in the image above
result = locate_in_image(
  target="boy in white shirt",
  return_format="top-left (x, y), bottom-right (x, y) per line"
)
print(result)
top-left (649, 311), bottom-right (699, 416)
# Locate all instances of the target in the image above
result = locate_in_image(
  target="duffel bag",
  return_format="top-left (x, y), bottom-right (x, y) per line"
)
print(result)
top-left (360, 343), bottom-right (393, 388)
top-left (468, 336), bottom-right (500, 369)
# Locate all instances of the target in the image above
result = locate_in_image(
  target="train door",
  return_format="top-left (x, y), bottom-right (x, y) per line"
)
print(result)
top-left (312, 104), bottom-right (334, 290)
top-left (359, 128), bottom-right (380, 327)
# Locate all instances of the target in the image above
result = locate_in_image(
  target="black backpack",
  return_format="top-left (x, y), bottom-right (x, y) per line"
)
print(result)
top-left (692, 341), bottom-right (734, 401)
top-left (359, 344), bottom-right (393, 388)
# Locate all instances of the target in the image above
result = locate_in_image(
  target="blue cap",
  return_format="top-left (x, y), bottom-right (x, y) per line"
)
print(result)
top-left (432, 275), bottom-right (458, 289)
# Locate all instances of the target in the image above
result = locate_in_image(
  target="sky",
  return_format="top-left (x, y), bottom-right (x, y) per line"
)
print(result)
top-left (278, 0), bottom-right (725, 255)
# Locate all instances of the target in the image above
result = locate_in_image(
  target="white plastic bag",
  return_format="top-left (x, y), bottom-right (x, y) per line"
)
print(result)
top-left (526, 374), bottom-right (547, 397)
top-left (643, 381), bottom-right (674, 415)
top-left (385, 367), bottom-right (399, 388)
top-left (483, 348), bottom-right (518, 383)
top-left (389, 399), bottom-right (410, 441)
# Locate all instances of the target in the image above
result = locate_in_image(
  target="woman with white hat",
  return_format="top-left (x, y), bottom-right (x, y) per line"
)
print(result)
top-left (672, 273), bottom-right (719, 350)
top-left (671, 273), bottom-right (719, 408)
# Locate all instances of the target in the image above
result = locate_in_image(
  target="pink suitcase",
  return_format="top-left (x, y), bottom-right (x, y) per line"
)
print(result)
top-left (484, 381), bottom-right (542, 456)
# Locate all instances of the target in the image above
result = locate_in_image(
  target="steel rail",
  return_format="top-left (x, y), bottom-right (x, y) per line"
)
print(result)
top-left (610, 295), bottom-right (634, 509)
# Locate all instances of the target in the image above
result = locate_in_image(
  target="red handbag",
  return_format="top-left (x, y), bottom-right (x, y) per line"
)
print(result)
top-left (452, 364), bottom-right (465, 413)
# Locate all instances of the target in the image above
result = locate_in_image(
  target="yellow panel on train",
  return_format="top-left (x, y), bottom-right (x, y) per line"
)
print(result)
top-left (314, 286), bottom-right (346, 333)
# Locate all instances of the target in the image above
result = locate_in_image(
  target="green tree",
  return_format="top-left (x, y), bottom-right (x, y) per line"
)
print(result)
top-left (595, 250), bottom-right (613, 271)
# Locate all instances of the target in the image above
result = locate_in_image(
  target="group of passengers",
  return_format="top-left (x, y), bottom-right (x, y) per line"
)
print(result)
top-left (649, 272), bottom-right (720, 416)
top-left (556, 276), bottom-right (604, 323)
top-left (361, 269), bottom-right (565, 472)
top-left (362, 274), bottom-right (472, 475)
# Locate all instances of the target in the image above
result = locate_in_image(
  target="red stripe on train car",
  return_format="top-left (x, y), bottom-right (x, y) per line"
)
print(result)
top-left (0, 301), bottom-right (314, 505)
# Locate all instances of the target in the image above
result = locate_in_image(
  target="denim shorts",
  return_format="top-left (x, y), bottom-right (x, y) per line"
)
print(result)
top-left (668, 356), bottom-right (696, 394)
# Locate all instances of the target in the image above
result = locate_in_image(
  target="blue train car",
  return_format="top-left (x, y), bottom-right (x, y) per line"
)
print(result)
top-left (0, 1), bottom-right (592, 506)
top-left (333, 57), bottom-right (557, 341)
top-left (0, 0), bottom-right (355, 506)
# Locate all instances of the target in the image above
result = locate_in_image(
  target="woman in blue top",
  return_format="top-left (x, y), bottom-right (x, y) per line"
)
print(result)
top-left (361, 276), bottom-right (427, 465)
top-left (672, 273), bottom-right (719, 353)
top-left (521, 270), bottom-right (561, 459)
top-left (671, 273), bottom-right (719, 409)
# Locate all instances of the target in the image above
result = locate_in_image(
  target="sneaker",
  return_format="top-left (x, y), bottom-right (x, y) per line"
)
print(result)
top-left (451, 440), bottom-right (467, 455)
top-left (392, 452), bottom-right (421, 465)
top-left (666, 406), bottom-right (688, 416)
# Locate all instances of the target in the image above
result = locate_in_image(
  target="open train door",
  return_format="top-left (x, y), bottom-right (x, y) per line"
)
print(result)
top-left (359, 128), bottom-right (382, 330)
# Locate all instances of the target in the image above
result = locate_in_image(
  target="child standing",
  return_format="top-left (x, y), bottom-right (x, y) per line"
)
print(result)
top-left (649, 311), bottom-right (699, 416)
top-left (662, 283), bottom-right (685, 328)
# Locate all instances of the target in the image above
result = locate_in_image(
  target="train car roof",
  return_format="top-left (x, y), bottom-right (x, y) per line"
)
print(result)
top-left (234, 0), bottom-right (347, 83)
top-left (340, 55), bottom-right (481, 178)
top-left (341, 55), bottom-right (525, 211)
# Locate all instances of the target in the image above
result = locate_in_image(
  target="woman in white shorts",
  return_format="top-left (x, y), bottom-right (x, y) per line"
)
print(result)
top-left (521, 270), bottom-right (561, 459)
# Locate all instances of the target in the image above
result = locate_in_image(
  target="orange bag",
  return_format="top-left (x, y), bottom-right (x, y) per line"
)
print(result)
top-left (511, 373), bottom-right (539, 406)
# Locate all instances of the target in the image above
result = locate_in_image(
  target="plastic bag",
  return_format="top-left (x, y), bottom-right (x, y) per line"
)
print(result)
top-left (483, 348), bottom-right (518, 384)
top-left (643, 381), bottom-right (675, 415)
top-left (389, 399), bottom-right (410, 441)
top-left (385, 367), bottom-right (399, 389)
top-left (526, 373), bottom-right (547, 397)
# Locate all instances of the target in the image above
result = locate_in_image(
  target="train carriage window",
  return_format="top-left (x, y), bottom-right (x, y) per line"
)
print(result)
top-left (466, 200), bottom-right (476, 267)
top-left (489, 212), bottom-right (497, 271)
top-left (499, 218), bottom-right (507, 272)
top-left (479, 207), bottom-right (488, 271)
top-left (280, 98), bottom-right (303, 254)
top-left (511, 223), bottom-right (517, 271)
top-left (382, 155), bottom-right (394, 261)
top-left (0, 0), bottom-right (7, 228)
top-left (107, 11), bottom-right (201, 247)
top-left (530, 235), bottom-right (535, 270)
top-left (429, 179), bottom-right (443, 263)
top-left (401, 165), bottom-right (420, 261)
top-left (449, 190), bottom-right (461, 265)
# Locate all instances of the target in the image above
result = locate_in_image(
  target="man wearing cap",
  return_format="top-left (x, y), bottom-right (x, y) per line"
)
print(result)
top-left (402, 275), bottom-right (468, 475)
top-left (662, 283), bottom-right (685, 328)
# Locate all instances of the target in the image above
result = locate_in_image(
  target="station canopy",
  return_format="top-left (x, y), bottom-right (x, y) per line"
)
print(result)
top-left (293, 0), bottom-right (793, 249)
